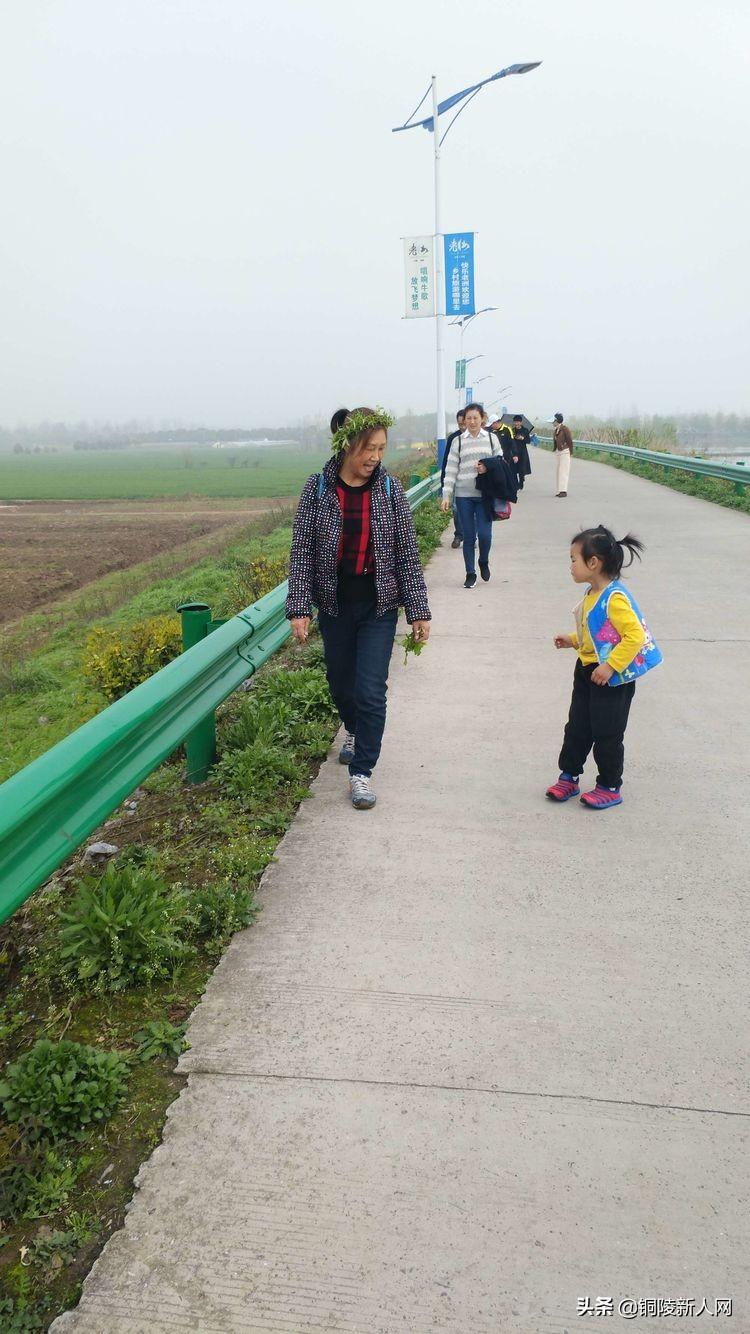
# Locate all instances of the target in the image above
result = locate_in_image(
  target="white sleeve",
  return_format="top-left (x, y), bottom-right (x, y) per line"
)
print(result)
top-left (442, 439), bottom-right (460, 499)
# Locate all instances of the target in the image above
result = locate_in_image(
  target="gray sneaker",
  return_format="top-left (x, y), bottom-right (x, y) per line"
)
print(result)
top-left (349, 774), bottom-right (376, 810)
top-left (339, 731), bottom-right (355, 765)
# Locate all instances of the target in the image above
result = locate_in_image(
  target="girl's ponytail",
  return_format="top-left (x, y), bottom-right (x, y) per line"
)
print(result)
top-left (573, 526), bottom-right (645, 578)
top-left (617, 532), bottom-right (645, 569)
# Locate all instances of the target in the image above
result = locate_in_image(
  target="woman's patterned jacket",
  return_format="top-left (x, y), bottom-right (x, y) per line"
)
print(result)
top-left (285, 457), bottom-right (431, 624)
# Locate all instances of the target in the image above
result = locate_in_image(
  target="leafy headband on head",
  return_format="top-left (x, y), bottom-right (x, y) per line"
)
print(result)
top-left (331, 408), bottom-right (395, 454)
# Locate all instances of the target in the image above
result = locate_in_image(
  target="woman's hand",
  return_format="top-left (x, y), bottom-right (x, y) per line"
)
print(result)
top-left (591, 662), bottom-right (614, 686)
top-left (553, 634), bottom-right (575, 649)
top-left (410, 621), bottom-right (431, 644)
top-left (440, 498), bottom-right (451, 513)
top-left (290, 616), bottom-right (311, 645)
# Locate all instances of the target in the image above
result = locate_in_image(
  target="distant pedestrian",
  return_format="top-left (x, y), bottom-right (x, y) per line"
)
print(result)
top-left (546, 525), bottom-right (662, 810)
top-left (441, 410), bottom-right (466, 549)
top-left (511, 414), bottom-right (533, 493)
top-left (440, 403), bottom-right (501, 587)
top-left (553, 413), bottom-right (574, 496)
top-left (286, 406), bottom-right (431, 810)
top-left (490, 417), bottom-right (515, 464)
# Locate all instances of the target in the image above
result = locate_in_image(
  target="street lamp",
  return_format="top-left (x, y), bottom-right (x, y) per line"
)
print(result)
top-left (393, 62), bottom-right (541, 463)
top-left (485, 388), bottom-right (513, 415)
top-left (459, 355), bottom-right (484, 409)
top-left (450, 306), bottom-right (497, 407)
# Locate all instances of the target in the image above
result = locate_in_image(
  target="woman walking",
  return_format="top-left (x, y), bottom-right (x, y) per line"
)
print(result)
top-left (286, 407), bottom-right (431, 810)
top-left (440, 403), bottom-right (501, 587)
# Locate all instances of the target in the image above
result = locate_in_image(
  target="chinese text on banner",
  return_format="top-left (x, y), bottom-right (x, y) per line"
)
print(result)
top-left (444, 232), bottom-right (475, 317)
top-left (403, 236), bottom-right (435, 318)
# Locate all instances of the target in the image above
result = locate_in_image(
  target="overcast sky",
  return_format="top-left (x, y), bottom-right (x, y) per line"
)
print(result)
top-left (1, 0), bottom-right (748, 427)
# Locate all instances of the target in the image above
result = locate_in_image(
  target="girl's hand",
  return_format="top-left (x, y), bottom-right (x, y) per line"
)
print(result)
top-left (290, 616), bottom-right (310, 645)
top-left (591, 663), bottom-right (614, 686)
top-left (553, 634), bottom-right (575, 649)
top-left (410, 620), bottom-right (431, 644)
top-left (440, 498), bottom-right (451, 513)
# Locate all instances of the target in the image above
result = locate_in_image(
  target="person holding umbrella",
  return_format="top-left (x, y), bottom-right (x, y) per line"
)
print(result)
top-left (511, 414), bottom-right (533, 493)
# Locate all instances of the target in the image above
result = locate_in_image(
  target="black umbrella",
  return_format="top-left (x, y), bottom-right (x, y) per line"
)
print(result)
top-left (497, 412), bottom-right (535, 432)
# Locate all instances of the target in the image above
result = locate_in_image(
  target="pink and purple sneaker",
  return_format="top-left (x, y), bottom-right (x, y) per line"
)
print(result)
top-left (580, 784), bottom-right (623, 810)
top-left (545, 773), bottom-right (580, 802)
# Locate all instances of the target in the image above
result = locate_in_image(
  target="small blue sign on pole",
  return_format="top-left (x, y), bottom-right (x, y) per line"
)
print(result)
top-left (444, 232), bottom-right (475, 317)
top-left (465, 386), bottom-right (473, 404)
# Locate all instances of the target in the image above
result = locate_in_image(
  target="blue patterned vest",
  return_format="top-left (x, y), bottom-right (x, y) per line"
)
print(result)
top-left (581, 580), bottom-right (663, 687)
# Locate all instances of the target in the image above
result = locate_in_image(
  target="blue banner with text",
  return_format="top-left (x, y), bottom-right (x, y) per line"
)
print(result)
top-left (444, 232), bottom-right (475, 317)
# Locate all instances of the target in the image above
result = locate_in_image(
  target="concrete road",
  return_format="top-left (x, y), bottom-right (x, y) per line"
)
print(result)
top-left (54, 449), bottom-right (749, 1333)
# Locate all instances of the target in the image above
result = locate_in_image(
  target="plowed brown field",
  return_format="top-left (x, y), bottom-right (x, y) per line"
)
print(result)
top-left (0, 497), bottom-right (290, 625)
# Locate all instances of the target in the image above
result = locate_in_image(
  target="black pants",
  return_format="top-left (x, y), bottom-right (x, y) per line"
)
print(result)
top-left (558, 660), bottom-right (635, 788)
top-left (318, 601), bottom-right (398, 778)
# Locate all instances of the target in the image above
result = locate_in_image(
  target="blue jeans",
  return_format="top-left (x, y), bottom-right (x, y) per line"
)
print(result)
top-left (318, 602), bottom-right (398, 778)
top-left (454, 497), bottom-right (492, 574)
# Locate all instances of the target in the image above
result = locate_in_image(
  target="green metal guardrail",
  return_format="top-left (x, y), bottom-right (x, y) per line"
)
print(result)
top-left (0, 472), bottom-right (439, 925)
top-left (537, 436), bottom-right (749, 494)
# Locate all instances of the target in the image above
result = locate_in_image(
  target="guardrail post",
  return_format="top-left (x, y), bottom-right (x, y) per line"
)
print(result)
top-left (177, 602), bottom-right (216, 783)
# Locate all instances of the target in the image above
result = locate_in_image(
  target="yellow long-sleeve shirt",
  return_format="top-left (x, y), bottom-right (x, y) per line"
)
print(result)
top-left (572, 587), bottom-right (646, 674)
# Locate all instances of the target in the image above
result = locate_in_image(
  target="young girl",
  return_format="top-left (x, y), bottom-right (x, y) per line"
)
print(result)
top-left (546, 525), bottom-right (662, 809)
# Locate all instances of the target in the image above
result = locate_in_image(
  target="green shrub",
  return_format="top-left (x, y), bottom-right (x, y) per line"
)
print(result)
top-left (82, 614), bottom-right (182, 700)
top-left (219, 554), bottom-right (288, 615)
top-left (0, 1039), bottom-right (129, 1142)
top-left (413, 497), bottom-right (451, 564)
top-left (56, 865), bottom-right (189, 992)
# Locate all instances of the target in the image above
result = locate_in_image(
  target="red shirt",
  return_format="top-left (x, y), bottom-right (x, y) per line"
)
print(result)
top-left (336, 475), bottom-right (374, 577)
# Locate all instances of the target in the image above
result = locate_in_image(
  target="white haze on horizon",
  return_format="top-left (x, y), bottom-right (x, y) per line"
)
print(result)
top-left (0, 0), bottom-right (748, 428)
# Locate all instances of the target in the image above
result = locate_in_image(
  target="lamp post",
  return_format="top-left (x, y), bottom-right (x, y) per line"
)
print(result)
top-left (393, 62), bottom-right (541, 465)
top-left (450, 306), bottom-right (497, 408)
top-left (461, 355), bottom-right (484, 411)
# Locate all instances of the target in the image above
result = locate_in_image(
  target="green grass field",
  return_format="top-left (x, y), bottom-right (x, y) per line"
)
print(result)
top-left (0, 447), bottom-right (331, 501)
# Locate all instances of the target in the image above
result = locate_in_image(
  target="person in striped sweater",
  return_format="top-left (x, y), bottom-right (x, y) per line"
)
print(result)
top-left (440, 403), bottom-right (501, 587)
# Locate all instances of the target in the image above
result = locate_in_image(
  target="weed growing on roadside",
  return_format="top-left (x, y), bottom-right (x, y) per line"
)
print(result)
top-left (57, 865), bottom-right (190, 992)
top-left (215, 739), bottom-right (305, 805)
top-left (186, 882), bottom-right (258, 957)
top-left (132, 1020), bottom-right (188, 1063)
top-left (0, 1149), bottom-right (92, 1222)
top-left (0, 1039), bottom-right (129, 1142)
